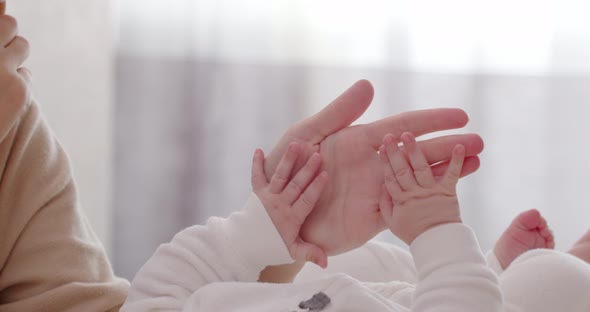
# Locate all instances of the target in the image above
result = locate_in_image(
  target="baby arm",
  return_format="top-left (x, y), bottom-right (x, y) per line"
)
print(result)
top-left (379, 132), bottom-right (503, 311)
top-left (122, 143), bottom-right (328, 310)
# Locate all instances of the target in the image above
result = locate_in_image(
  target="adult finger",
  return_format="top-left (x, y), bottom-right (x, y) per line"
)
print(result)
top-left (412, 133), bottom-right (483, 164)
top-left (366, 108), bottom-right (470, 149)
top-left (263, 80), bottom-right (374, 180)
top-left (17, 67), bottom-right (31, 85)
top-left (4, 36), bottom-right (29, 68)
top-left (297, 79), bottom-right (374, 143)
top-left (0, 0), bottom-right (6, 15)
top-left (0, 14), bottom-right (17, 47)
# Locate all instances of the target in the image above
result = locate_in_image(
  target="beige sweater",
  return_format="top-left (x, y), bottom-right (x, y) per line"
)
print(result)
top-left (0, 100), bottom-right (128, 311)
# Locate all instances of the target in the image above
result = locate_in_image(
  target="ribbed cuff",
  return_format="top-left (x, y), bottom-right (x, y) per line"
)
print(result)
top-left (410, 223), bottom-right (486, 278)
top-left (224, 193), bottom-right (294, 278)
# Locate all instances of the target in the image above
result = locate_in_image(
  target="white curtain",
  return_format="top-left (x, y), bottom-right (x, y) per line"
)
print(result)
top-left (113, 0), bottom-right (590, 279)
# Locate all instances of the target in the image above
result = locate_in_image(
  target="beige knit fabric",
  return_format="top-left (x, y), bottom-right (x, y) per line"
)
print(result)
top-left (0, 100), bottom-right (128, 311)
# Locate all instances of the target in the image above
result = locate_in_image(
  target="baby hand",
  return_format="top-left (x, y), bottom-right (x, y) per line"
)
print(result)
top-left (379, 132), bottom-right (465, 245)
top-left (251, 143), bottom-right (328, 268)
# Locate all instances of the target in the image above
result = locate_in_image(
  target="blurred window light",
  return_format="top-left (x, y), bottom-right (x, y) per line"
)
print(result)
top-left (117, 0), bottom-right (590, 74)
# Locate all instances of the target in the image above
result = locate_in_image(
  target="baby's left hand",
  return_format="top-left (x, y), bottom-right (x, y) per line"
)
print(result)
top-left (251, 143), bottom-right (328, 268)
top-left (379, 132), bottom-right (465, 245)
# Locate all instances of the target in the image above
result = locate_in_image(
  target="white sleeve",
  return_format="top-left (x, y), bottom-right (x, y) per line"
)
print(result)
top-left (485, 250), bottom-right (505, 275)
top-left (410, 224), bottom-right (504, 312)
top-left (296, 240), bottom-right (417, 284)
top-left (120, 193), bottom-right (293, 311)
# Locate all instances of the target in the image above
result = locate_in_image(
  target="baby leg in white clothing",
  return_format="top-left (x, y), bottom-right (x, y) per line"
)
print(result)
top-left (500, 249), bottom-right (590, 312)
top-left (568, 230), bottom-right (590, 263)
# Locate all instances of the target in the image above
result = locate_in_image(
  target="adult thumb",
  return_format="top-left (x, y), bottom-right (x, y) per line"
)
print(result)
top-left (299, 79), bottom-right (374, 142)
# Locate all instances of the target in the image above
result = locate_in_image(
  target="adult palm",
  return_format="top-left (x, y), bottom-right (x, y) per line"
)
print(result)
top-left (263, 80), bottom-right (484, 255)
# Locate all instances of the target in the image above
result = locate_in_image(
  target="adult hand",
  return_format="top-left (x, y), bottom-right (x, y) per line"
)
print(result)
top-left (264, 80), bottom-right (484, 255)
top-left (1, 6), bottom-right (32, 143)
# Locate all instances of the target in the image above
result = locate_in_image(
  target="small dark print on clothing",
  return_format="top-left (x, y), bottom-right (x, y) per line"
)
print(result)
top-left (298, 292), bottom-right (331, 311)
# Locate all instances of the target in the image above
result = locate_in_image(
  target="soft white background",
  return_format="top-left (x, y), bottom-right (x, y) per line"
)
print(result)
top-left (9, 0), bottom-right (590, 280)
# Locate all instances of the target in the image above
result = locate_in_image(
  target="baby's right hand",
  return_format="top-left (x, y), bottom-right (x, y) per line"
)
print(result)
top-left (379, 132), bottom-right (465, 245)
top-left (251, 143), bottom-right (328, 268)
top-left (1, 13), bottom-right (32, 142)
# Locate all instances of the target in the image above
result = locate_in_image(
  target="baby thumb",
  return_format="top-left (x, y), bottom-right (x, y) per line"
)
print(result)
top-left (298, 242), bottom-right (328, 269)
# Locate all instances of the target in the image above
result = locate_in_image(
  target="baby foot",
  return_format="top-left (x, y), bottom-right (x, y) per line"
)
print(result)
top-left (568, 230), bottom-right (590, 264)
top-left (494, 209), bottom-right (555, 270)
